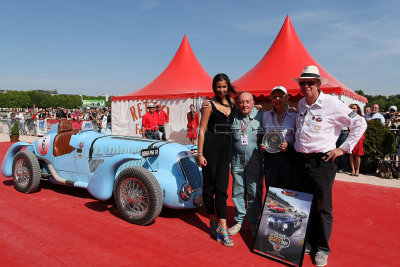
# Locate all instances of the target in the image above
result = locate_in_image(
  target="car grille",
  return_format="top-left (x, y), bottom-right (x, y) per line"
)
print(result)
top-left (178, 157), bottom-right (202, 191)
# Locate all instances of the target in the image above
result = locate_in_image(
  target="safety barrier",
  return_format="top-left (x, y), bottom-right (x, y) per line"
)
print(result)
top-left (0, 119), bottom-right (98, 136)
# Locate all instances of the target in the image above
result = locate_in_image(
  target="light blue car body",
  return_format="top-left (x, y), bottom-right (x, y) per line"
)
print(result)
top-left (1, 124), bottom-right (203, 209)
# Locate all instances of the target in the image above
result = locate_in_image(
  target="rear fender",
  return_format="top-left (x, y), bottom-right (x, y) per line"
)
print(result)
top-left (87, 153), bottom-right (143, 201)
top-left (1, 142), bottom-right (33, 177)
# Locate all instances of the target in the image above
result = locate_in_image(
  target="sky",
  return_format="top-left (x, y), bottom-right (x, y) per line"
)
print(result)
top-left (0, 0), bottom-right (399, 96)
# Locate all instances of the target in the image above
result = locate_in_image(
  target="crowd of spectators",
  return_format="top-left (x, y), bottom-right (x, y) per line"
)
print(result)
top-left (360, 103), bottom-right (400, 176)
top-left (2, 106), bottom-right (112, 135)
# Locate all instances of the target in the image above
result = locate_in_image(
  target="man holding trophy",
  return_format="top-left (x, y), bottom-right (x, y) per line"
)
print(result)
top-left (259, 86), bottom-right (297, 189)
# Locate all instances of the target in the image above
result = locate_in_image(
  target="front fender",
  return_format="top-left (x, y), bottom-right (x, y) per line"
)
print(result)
top-left (1, 142), bottom-right (33, 177)
top-left (87, 153), bottom-right (142, 201)
top-left (154, 170), bottom-right (202, 209)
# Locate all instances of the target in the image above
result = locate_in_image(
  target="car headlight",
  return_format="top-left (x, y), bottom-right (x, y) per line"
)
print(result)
top-left (180, 183), bottom-right (192, 201)
top-left (267, 217), bottom-right (274, 223)
top-left (283, 223), bottom-right (288, 229)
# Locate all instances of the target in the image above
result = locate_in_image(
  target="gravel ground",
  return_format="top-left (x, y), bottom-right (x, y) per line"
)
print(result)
top-left (1, 133), bottom-right (399, 188)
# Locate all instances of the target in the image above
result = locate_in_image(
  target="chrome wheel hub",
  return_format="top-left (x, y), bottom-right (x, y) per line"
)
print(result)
top-left (120, 178), bottom-right (149, 217)
top-left (14, 158), bottom-right (30, 186)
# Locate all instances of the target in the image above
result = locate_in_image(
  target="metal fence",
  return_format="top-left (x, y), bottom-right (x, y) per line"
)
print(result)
top-left (0, 119), bottom-right (100, 136)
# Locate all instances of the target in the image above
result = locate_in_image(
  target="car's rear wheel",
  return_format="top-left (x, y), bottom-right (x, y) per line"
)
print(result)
top-left (12, 151), bottom-right (41, 193)
top-left (114, 167), bottom-right (163, 225)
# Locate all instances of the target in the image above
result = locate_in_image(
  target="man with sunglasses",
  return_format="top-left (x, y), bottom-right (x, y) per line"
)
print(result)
top-left (293, 65), bottom-right (367, 266)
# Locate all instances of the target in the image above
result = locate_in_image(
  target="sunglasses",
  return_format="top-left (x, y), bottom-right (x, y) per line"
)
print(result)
top-left (299, 81), bottom-right (317, 86)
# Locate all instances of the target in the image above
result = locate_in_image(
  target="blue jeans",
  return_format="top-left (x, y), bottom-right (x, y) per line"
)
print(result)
top-left (231, 157), bottom-right (263, 225)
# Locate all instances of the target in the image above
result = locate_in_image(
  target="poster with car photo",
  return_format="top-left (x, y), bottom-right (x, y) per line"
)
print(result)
top-left (252, 187), bottom-right (313, 267)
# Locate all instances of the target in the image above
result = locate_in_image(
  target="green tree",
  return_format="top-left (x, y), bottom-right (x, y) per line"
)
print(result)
top-left (362, 120), bottom-right (397, 172)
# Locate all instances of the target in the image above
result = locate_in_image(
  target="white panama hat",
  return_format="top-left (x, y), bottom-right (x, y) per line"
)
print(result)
top-left (271, 85), bottom-right (287, 94)
top-left (147, 102), bottom-right (156, 108)
top-left (292, 65), bottom-right (328, 85)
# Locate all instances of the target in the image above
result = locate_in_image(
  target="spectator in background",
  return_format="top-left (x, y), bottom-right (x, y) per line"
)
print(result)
top-left (66, 109), bottom-right (73, 120)
top-left (25, 110), bottom-right (34, 135)
top-left (72, 108), bottom-right (80, 121)
top-left (107, 106), bottom-right (112, 130)
top-left (384, 106), bottom-right (397, 126)
top-left (387, 111), bottom-right (400, 141)
top-left (100, 108), bottom-right (110, 134)
top-left (56, 107), bottom-right (64, 119)
top-left (38, 108), bottom-right (45, 119)
top-left (44, 110), bottom-right (51, 119)
top-left (142, 103), bottom-right (159, 139)
top-left (336, 126), bottom-right (350, 173)
top-left (78, 110), bottom-right (84, 121)
top-left (15, 110), bottom-right (25, 134)
top-left (349, 104), bottom-right (366, 176)
top-left (155, 103), bottom-right (169, 141)
top-left (83, 107), bottom-right (90, 121)
top-left (90, 108), bottom-right (98, 130)
top-left (6, 108), bottom-right (13, 133)
top-left (365, 104), bottom-right (385, 124)
top-left (48, 107), bottom-right (55, 119)
top-left (186, 104), bottom-right (199, 145)
top-left (363, 106), bottom-right (371, 116)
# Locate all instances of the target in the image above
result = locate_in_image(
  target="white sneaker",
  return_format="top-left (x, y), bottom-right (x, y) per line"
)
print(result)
top-left (228, 223), bottom-right (242, 236)
top-left (313, 251), bottom-right (328, 267)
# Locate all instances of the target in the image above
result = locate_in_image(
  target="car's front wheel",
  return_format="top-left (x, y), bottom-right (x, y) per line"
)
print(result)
top-left (12, 150), bottom-right (41, 193)
top-left (114, 167), bottom-right (163, 225)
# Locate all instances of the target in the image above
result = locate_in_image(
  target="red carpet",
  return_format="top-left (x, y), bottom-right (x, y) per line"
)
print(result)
top-left (1, 142), bottom-right (399, 266)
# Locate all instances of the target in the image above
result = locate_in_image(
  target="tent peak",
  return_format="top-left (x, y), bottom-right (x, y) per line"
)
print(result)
top-left (112, 33), bottom-right (213, 101)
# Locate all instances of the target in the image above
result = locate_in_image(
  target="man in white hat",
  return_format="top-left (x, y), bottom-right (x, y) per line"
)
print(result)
top-left (293, 65), bottom-right (367, 266)
top-left (142, 102), bottom-right (159, 140)
top-left (384, 105), bottom-right (397, 126)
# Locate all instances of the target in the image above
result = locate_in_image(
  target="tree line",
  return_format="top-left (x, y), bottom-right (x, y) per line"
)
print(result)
top-left (1, 89), bottom-right (399, 110)
top-left (355, 90), bottom-right (400, 111)
top-left (0, 91), bottom-right (111, 109)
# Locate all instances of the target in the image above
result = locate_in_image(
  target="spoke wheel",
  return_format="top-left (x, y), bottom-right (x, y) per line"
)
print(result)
top-left (120, 177), bottom-right (150, 217)
top-left (12, 151), bottom-right (41, 193)
top-left (114, 167), bottom-right (162, 225)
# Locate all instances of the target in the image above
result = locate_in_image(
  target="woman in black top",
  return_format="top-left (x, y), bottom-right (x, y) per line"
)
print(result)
top-left (197, 73), bottom-right (236, 247)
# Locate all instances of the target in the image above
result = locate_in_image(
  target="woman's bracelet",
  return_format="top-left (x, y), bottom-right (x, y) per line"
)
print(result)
top-left (197, 152), bottom-right (203, 156)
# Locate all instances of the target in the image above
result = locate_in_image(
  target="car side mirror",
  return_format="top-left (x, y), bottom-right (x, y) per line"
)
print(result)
top-left (69, 134), bottom-right (83, 149)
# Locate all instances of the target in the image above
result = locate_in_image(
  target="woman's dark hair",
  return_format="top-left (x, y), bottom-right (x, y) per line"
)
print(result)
top-left (212, 73), bottom-right (237, 106)
top-left (350, 104), bottom-right (363, 116)
top-left (190, 104), bottom-right (195, 108)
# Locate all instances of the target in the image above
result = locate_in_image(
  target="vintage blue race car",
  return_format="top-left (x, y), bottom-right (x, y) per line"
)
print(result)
top-left (267, 214), bottom-right (302, 236)
top-left (1, 120), bottom-right (203, 225)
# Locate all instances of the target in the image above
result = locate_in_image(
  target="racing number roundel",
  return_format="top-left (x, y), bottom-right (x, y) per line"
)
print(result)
top-left (37, 135), bottom-right (51, 155)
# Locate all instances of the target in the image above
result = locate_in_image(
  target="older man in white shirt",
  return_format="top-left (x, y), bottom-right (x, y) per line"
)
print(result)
top-left (293, 66), bottom-right (367, 267)
top-left (365, 104), bottom-right (385, 124)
